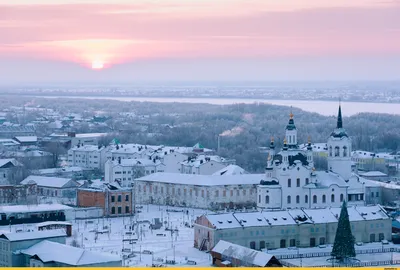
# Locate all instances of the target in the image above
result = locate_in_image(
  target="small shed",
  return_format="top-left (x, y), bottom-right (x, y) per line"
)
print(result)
top-left (36, 221), bottom-right (72, 237)
top-left (211, 240), bottom-right (282, 267)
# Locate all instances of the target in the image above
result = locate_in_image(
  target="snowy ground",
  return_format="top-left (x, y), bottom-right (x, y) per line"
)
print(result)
top-left (0, 205), bottom-right (214, 267)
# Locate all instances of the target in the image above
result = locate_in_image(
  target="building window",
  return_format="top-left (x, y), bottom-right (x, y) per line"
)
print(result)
top-left (335, 146), bottom-right (340, 157)
top-left (343, 146), bottom-right (347, 157)
top-left (322, 195), bottom-right (326, 203)
top-left (305, 178), bottom-right (309, 185)
top-left (118, 207), bottom-right (122, 214)
top-left (370, 234), bottom-right (376, 242)
top-left (223, 190), bottom-right (226, 197)
top-left (265, 195), bottom-right (269, 204)
top-left (329, 146), bottom-right (332, 157)
top-left (230, 190), bottom-right (233, 197)
top-left (296, 195), bottom-right (300, 204)
top-left (376, 192), bottom-right (379, 197)
top-left (258, 195), bottom-right (261, 203)
top-left (331, 194), bottom-right (335, 203)
top-left (118, 195), bottom-right (121, 202)
top-left (125, 195), bottom-right (129, 202)
top-left (313, 195), bottom-right (317, 204)
top-left (237, 190), bottom-right (239, 196)
top-left (161, 187), bottom-right (164, 194)
top-left (215, 190), bottom-right (219, 197)
top-left (288, 179), bottom-right (291, 187)
top-left (250, 241), bottom-right (256, 249)
top-left (201, 190), bottom-right (205, 198)
top-left (260, 241), bottom-right (266, 250)
top-left (290, 239), bottom-right (296, 247)
top-left (310, 238), bottom-right (316, 247)
top-left (340, 194), bottom-right (344, 202)
top-left (287, 196), bottom-right (291, 204)
top-left (297, 178), bottom-right (300, 187)
top-left (305, 195), bottom-right (308, 204)
top-left (243, 190), bottom-right (246, 196)
top-left (184, 189), bottom-right (187, 196)
top-left (280, 239), bottom-right (286, 248)
top-left (111, 196), bottom-right (115, 202)
top-left (111, 207), bottom-right (115, 214)
top-left (320, 237), bottom-right (326, 245)
top-left (125, 206), bottom-right (130, 213)
top-left (178, 189), bottom-right (181, 195)
top-left (379, 233), bottom-right (384, 241)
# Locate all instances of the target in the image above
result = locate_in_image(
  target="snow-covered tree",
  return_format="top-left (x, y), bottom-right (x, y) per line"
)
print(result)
top-left (331, 201), bottom-right (356, 261)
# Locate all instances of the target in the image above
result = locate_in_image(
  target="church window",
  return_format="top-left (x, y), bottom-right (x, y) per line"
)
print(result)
top-left (289, 136), bottom-right (291, 144)
top-left (215, 190), bottom-right (219, 197)
top-left (259, 195), bottom-right (261, 203)
top-left (335, 146), bottom-right (340, 157)
top-left (297, 178), bottom-right (300, 187)
top-left (343, 146), bottom-right (348, 157)
top-left (331, 194), bottom-right (335, 203)
top-left (340, 194), bottom-right (344, 202)
top-left (296, 195), bottom-right (300, 204)
top-left (313, 195), bottom-right (317, 204)
top-left (305, 195), bottom-right (308, 204)
top-left (287, 196), bottom-right (291, 204)
top-left (288, 179), bottom-right (291, 188)
top-left (265, 195), bottom-right (269, 204)
top-left (322, 195), bottom-right (326, 203)
top-left (329, 146), bottom-right (332, 157)
top-left (305, 178), bottom-right (309, 185)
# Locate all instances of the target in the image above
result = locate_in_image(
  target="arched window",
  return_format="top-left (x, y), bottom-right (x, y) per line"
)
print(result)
top-left (322, 195), bottom-right (326, 203)
top-left (258, 195), bottom-right (261, 203)
top-left (335, 146), bottom-right (340, 157)
top-left (287, 196), bottom-right (291, 204)
top-left (329, 146), bottom-right (332, 157)
top-left (343, 146), bottom-right (347, 157)
top-left (296, 195), bottom-right (300, 204)
top-left (340, 194), bottom-right (344, 202)
top-left (305, 195), bottom-right (308, 204)
top-left (265, 195), bottom-right (269, 204)
top-left (305, 178), bottom-right (309, 185)
top-left (288, 179), bottom-right (291, 187)
top-left (331, 194), bottom-right (335, 203)
top-left (313, 195), bottom-right (317, 204)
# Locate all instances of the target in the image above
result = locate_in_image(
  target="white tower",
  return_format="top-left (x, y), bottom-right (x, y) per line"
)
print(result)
top-left (285, 108), bottom-right (298, 148)
top-left (327, 104), bottom-right (352, 180)
top-left (306, 136), bottom-right (314, 167)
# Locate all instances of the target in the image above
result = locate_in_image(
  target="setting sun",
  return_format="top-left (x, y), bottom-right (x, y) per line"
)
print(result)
top-left (91, 60), bottom-right (104, 70)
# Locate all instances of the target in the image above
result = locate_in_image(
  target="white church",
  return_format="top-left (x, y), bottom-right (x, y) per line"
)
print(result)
top-left (257, 105), bottom-right (378, 210)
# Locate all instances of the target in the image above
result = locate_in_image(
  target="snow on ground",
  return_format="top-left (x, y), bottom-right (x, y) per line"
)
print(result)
top-left (0, 205), bottom-right (214, 267)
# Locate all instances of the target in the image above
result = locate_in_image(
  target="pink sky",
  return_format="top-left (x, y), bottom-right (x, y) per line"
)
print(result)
top-left (1, 0), bottom-right (399, 83)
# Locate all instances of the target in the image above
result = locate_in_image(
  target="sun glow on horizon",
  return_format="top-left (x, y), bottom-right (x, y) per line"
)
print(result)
top-left (91, 60), bottom-right (105, 70)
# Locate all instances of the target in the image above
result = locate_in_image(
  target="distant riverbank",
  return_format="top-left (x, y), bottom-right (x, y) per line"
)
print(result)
top-left (13, 95), bottom-right (400, 117)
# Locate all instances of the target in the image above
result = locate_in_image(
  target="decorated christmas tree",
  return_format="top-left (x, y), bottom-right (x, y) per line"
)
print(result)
top-left (331, 201), bottom-right (356, 261)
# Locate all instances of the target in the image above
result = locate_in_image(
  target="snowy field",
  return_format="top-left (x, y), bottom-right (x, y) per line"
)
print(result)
top-left (0, 205), bottom-right (214, 267)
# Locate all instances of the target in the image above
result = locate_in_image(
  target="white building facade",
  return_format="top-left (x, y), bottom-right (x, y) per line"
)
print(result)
top-left (68, 145), bottom-right (107, 171)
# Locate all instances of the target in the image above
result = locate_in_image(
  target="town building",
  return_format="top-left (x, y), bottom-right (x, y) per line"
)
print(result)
top-left (21, 175), bottom-right (80, 205)
top-left (0, 183), bottom-right (37, 205)
top-left (77, 183), bottom-right (133, 217)
top-left (31, 166), bottom-right (94, 180)
top-left (135, 173), bottom-right (261, 209)
top-left (68, 132), bottom-right (109, 147)
top-left (68, 144), bottom-right (107, 171)
top-left (212, 165), bottom-right (248, 176)
top-left (19, 240), bottom-right (122, 267)
top-left (194, 205), bottom-right (391, 252)
top-left (180, 155), bottom-right (235, 175)
top-left (0, 158), bottom-right (25, 185)
top-left (0, 204), bottom-right (74, 226)
top-left (211, 240), bottom-right (282, 267)
top-left (359, 171), bottom-right (389, 182)
top-left (104, 158), bottom-right (165, 187)
top-left (0, 231), bottom-right (67, 267)
top-left (13, 136), bottom-right (38, 146)
top-left (0, 125), bottom-right (36, 139)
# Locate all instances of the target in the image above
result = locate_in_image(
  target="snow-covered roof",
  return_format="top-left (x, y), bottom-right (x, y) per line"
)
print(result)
top-left (32, 166), bottom-right (88, 175)
top-left (21, 175), bottom-right (76, 188)
top-left (305, 171), bottom-right (348, 189)
top-left (35, 221), bottom-right (72, 227)
top-left (75, 133), bottom-right (108, 138)
top-left (299, 143), bottom-right (328, 152)
top-left (109, 158), bottom-right (161, 167)
top-left (200, 205), bottom-right (389, 229)
top-left (0, 158), bottom-right (23, 168)
top-left (20, 240), bottom-right (121, 266)
top-left (0, 203), bottom-right (72, 214)
top-left (181, 155), bottom-right (231, 168)
top-left (0, 230), bottom-right (66, 242)
top-left (359, 171), bottom-right (388, 177)
top-left (212, 165), bottom-right (247, 176)
top-left (136, 172), bottom-right (264, 186)
top-left (14, 136), bottom-right (38, 143)
top-left (212, 240), bottom-right (275, 267)
top-left (69, 145), bottom-right (104, 152)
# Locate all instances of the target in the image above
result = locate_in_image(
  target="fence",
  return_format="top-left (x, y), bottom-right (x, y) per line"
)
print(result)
top-left (281, 259), bottom-right (400, 268)
top-left (74, 207), bottom-right (104, 219)
top-left (274, 247), bottom-right (400, 259)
